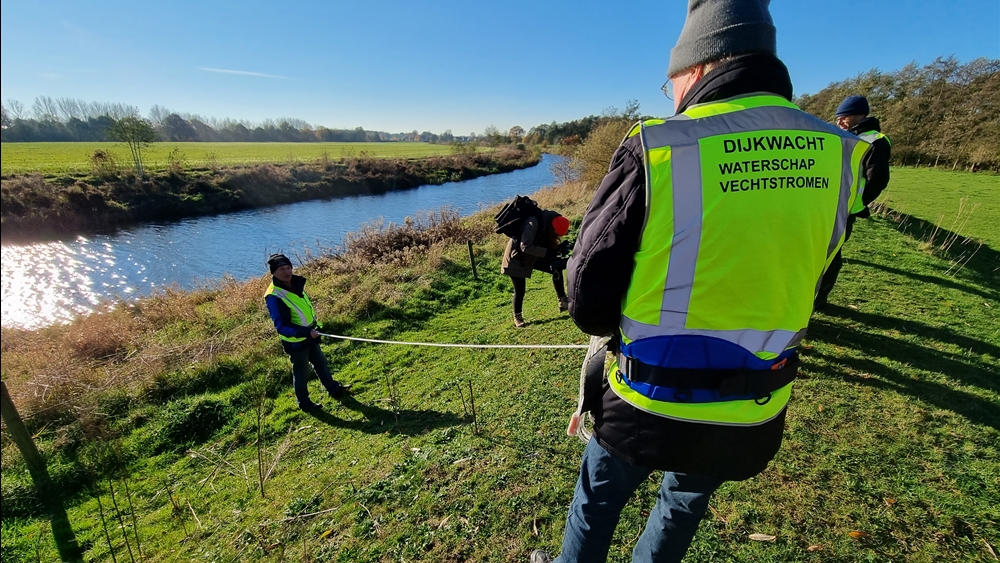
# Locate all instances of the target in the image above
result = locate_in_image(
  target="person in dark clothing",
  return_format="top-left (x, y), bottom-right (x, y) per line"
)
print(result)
top-left (264, 254), bottom-right (349, 412)
top-left (501, 212), bottom-right (570, 328)
top-left (815, 94), bottom-right (892, 308)
top-left (530, 1), bottom-right (869, 561)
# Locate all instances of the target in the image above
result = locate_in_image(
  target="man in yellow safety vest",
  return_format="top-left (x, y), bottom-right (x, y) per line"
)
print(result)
top-left (816, 94), bottom-right (892, 309)
top-left (265, 253), bottom-right (349, 412)
top-left (532, 1), bottom-right (869, 561)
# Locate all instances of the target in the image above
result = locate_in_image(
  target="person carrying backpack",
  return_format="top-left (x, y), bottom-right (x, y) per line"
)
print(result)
top-left (500, 209), bottom-right (571, 328)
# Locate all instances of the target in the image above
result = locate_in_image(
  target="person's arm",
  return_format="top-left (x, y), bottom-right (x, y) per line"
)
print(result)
top-left (861, 137), bottom-right (891, 207)
top-left (265, 295), bottom-right (313, 339)
top-left (567, 137), bottom-right (647, 336)
top-left (518, 217), bottom-right (548, 258)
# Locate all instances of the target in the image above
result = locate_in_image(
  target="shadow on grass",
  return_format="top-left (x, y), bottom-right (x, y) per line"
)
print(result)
top-left (849, 259), bottom-right (997, 302)
top-left (880, 209), bottom-right (1000, 288)
top-left (803, 348), bottom-right (999, 432)
top-left (819, 304), bottom-right (1000, 363)
top-left (806, 309), bottom-right (999, 431)
top-left (305, 394), bottom-right (467, 436)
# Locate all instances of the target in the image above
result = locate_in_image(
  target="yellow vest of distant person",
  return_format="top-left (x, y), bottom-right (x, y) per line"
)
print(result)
top-left (265, 283), bottom-right (317, 343)
top-left (610, 94), bottom-right (870, 426)
top-left (858, 130), bottom-right (891, 146)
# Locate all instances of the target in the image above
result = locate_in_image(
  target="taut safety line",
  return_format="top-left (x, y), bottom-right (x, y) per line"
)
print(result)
top-left (316, 332), bottom-right (588, 350)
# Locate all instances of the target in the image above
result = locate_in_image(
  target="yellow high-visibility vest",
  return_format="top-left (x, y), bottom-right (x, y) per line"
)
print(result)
top-left (858, 130), bottom-right (891, 146)
top-left (611, 94), bottom-right (870, 426)
top-left (265, 283), bottom-right (317, 343)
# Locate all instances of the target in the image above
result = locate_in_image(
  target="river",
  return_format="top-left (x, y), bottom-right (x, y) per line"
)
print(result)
top-left (1, 154), bottom-right (565, 329)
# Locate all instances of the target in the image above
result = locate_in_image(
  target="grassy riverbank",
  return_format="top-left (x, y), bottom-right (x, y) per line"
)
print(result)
top-left (0, 147), bottom-right (540, 243)
top-left (0, 142), bottom-right (464, 177)
top-left (1, 169), bottom-right (998, 562)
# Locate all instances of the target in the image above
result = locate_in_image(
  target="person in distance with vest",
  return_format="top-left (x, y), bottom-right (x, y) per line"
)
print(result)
top-left (815, 94), bottom-right (892, 309)
top-left (264, 254), bottom-right (349, 412)
top-left (501, 211), bottom-right (571, 328)
top-left (530, 1), bottom-right (869, 562)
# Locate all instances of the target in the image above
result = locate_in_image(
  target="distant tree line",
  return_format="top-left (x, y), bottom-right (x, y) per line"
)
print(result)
top-left (0, 98), bottom-right (468, 144)
top-left (520, 101), bottom-right (644, 147)
top-left (796, 56), bottom-right (999, 172)
top-left (523, 57), bottom-right (998, 172)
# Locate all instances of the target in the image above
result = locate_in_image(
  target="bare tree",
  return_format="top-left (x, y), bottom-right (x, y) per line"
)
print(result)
top-left (107, 116), bottom-right (158, 176)
top-left (32, 95), bottom-right (59, 121)
top-left (56, 97), bottom-right (85, 121)
top-left (148, 104), bottom-right (173, 126)
top-left (5, 98), bottom-right (27, 120)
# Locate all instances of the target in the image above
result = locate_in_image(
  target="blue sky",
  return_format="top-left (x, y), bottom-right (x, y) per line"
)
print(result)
top-left (2, 0), bottom-right (997, 135)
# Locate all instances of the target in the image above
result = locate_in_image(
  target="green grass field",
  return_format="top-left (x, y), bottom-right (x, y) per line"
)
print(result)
top-left (1, 169), bottom-right (997, 562)
top-left (879, 167), bottom-right (1000, 247)
top-left (0, 142), bottom-right (461, 176)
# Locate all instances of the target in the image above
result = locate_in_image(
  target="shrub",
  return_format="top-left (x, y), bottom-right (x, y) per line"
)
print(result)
top-left (570, 119), bottom-right (634, 189)
top-left (159, 396), bottom-right (232, 452)
top-left (90, 149), bottom-right (122, 179)
top-left (341, 207), bottom-right (477, 265)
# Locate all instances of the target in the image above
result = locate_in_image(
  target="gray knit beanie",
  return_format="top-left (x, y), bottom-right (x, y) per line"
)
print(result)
top-left (668, 0), bottom-right (777, 77)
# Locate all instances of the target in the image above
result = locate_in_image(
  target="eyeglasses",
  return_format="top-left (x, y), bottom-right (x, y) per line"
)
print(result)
top-left (661, 80), bottom-right (674, 101)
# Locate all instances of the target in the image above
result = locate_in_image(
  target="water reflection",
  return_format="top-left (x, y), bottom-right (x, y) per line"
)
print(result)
top-left (1, 155), bottom-right (562, 329)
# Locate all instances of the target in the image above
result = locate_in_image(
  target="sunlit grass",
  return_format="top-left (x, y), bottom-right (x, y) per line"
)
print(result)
top-left (0, 142), bottom-right (464, 176)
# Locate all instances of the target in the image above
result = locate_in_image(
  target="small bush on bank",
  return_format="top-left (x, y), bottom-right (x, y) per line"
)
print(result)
top-left (341, 207), bottom-right (487, 266)
top-left (90, 149), bottom-right (122, 179)
top-left (570, 119), bottom-right (634, 190)
top-left (157, 396), bottom-right (232, 453)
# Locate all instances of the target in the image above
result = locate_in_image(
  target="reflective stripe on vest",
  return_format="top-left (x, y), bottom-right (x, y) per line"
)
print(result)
top-left (609, 94), bottom-right (868, 426)
top-left (609, 357), bottom-right (794, 426)
top-left (858, 130), bottom-right (891, 146)
top-left (266, 283), bottom-right (316, 343)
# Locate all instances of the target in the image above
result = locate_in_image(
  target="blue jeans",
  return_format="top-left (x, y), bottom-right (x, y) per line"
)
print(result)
top-left (555, 440), bottom-right (723, 563)
top-left (288, 341), bottom-right (340, 407)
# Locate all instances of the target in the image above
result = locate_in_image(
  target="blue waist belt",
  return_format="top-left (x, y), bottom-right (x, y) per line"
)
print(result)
top-left (615, 353), bottom-right (799, 404)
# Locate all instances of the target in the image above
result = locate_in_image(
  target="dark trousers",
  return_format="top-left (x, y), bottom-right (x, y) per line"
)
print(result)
top-left (816, 216), bottom-right (856, 307)
top-left (554, 440), bottom-right (723, 563)
top-left (511, 271), bottom-right (567, 315)
top-left (288, 340), bottom-right (340, 407)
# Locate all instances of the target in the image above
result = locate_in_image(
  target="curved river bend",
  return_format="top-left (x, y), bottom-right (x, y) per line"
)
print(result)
top-left (1, 154), bottom-right (564, 329)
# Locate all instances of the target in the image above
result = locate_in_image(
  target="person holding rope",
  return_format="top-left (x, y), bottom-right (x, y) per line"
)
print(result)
top-left (501, 210), bottom-right (571, 328)
top-left (532, 1), bottom-right (869, 561)
top-left (264, 253), bottom-right (349, 412)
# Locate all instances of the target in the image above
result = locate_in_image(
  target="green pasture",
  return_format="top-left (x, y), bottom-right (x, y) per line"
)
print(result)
top-left (0, 142), bottom-right (460, 176)
top-left (878, 167), bottom-right (999, 247)
top-left (1, 168), bottom-right (997, 562)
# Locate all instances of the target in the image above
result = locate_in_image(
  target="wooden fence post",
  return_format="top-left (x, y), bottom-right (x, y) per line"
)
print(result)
top-left (467, 240), bottom-right (479, 280)
top-left (1, 381), bottom-right (83, 561)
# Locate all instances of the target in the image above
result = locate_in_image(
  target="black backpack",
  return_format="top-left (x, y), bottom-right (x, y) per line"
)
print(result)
top-left (494, 195), bottom-right (542, 239)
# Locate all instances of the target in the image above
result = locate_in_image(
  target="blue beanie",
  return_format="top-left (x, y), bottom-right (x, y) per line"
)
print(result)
top-left (836, 95), bottom-right (869, 117)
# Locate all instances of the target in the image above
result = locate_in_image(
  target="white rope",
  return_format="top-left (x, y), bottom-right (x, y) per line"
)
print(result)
top-left (316, 332), bottom-right (588, 349)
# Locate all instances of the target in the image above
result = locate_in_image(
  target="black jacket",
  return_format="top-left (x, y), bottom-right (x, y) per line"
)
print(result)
top-left (567, 54), bottom-right (797, 480)
top-left (850, 116), bottom-right (891, 217)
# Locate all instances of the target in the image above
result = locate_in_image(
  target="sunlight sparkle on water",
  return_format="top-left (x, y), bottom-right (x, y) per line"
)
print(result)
top-left (1, 240), bottom-right (109, 329)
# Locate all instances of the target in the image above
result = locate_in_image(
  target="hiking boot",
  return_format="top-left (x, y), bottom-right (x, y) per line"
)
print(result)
top-left (529, 550), bottom-right (553, 563)
top-left (558, 297), bottom-right (569, 312)
top-left (299, 401), bottom-right (323, 412)
top-left (513, 314), bottom-right (526, 328)
top-left (328, 384), bottom-right (352, 399)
